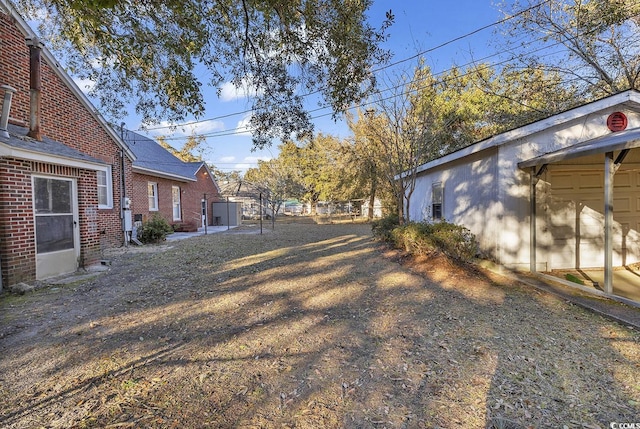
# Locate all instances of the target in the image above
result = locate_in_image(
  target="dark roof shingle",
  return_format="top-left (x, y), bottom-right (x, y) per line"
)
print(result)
top-left (122, 130), bottom-right (203, 181)
top-left (0, 124), bottom-right (106, 165)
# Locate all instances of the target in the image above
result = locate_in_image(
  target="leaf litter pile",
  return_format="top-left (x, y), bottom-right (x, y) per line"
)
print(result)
top-left (0, 219), bottom-right (639, 428)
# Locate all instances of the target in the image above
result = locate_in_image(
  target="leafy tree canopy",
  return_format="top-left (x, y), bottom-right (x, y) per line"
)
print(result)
top-left (156, 134), bottom-right (205, 162)
top-left (18, 0), bottom-right (393, 147)
top-left (496, 0), bottom-right (640, 98)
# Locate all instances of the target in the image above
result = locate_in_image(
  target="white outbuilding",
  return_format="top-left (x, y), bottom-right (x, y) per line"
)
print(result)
top-left (407, 90), bottom-right (640, 300)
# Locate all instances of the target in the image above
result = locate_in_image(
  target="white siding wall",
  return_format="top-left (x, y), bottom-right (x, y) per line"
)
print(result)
top-left (409, 100), bottom-right (640, 271)
top-left (410, 148), bottom-right (501, 260)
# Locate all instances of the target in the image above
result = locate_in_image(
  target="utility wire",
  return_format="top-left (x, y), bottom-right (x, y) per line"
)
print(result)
top-left (139, 0), bottom-right (553, 133)
top-left (146, 0), bottom-right (639, 141)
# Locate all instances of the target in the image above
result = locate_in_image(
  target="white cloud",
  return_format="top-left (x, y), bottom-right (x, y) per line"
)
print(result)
top-left (233, 162), bottom-right (257, 170)
top-left (235, 113), bottom-right (253, 136)
top-left (245, 155), bottom-right (271, 163)
top-left (219, 78), bottom-right (263, 102)
top-left (219, 156), bottom-right (236, 163)
top-left (227, 155), bottom-right (269, 171)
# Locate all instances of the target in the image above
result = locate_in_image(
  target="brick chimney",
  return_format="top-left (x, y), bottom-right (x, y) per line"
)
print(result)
top-left (25, 37), bottom-right (42, 141)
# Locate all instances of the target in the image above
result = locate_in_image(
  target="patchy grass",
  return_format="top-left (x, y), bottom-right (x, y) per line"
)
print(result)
top-left (0, 220), bottom-right (638, 428)
top-left (565, 273), bottom-right (586, 285)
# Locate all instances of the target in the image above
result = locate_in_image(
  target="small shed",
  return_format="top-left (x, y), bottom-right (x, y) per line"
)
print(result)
top-left (211, 201), bottom-right (242, 227)
top-left (407, 90), bottom-right (640, 300)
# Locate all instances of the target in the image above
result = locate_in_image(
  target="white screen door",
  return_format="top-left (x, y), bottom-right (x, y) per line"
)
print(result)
top-left (33, 176), bottom-right (79, 279)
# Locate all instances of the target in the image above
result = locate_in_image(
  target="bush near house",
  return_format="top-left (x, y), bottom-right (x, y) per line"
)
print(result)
top-left (138, 215), bottom-right (174, 243)
top-left (372, 218), bottom-right (478, 262)
top-left (370, 214), bottom-right (401, 242)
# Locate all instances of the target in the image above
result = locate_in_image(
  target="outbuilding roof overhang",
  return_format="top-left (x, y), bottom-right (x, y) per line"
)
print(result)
top-left (518, 127), bottom-right (640, 170)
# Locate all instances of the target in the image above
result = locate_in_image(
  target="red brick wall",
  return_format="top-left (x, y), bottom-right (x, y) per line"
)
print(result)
top-left (0, 11), bottom-right (133, 285)
top-left (131, 173), bottom-right (174, 224)
top-left (0, 158), bottom-right (36, 285)
top-left (131, 169), bottom-right (220, 227)
top-left (0, 13), bottom-right (29, 125)
top-left (183, 167), bottom-right (220, 226)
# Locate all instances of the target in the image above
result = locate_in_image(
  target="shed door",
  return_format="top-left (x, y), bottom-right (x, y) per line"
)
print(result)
top-left (548, 170), bottom-right (640, 269)
top-left (33, 176), bottom-right (79, 279)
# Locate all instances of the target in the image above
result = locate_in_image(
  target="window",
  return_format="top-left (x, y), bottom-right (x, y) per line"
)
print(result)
top-left (148, 182), bottom-right (158, 211)
top-left (432, 182), bottom-right (443, 220)
top-left (172, 186), bottom-right (181, 220)
top-left (97, 167), bottom-right (113, 209)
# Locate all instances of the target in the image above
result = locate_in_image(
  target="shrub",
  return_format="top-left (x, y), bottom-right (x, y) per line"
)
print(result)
top-left (428, 221), bottom-right (478, 261)
top-left (371, 214), bottom-right (400, 241)
top-left (138, 215), bottom-right (174, 243)
top-left (565, 273), bottom-right (585, 285)
top-left (380, 220), bottom-right (478, 263)
top-left (390, 222), bottom-right (433, 255)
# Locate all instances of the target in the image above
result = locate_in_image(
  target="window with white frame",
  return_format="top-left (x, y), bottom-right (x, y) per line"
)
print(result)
top-left (148, 182), bottom-right (158, 211)
top-left (432, 182), bottom-right (443, 220)
top-left (172, 186), bottom-right (181, 220)
top-left (97, 167), bottom-right (113, 209)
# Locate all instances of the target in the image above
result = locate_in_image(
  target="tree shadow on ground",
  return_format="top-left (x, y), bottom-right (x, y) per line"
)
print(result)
top-left (0, 221), bottom-right (638, 428)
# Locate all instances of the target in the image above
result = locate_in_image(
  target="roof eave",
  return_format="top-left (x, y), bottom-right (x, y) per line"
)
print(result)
top-left (518, 127), bottom-right (640, 170)
top-left (197, 163), bottom-right (221, 193)
top-left (413, 89), bottom-right (640, 176)
top-left (0, 141), bottom-right (109, 170)
top-left (132, 165), bottom-right (196, 182)
top-left (0, 0), bottom-right (136, 162)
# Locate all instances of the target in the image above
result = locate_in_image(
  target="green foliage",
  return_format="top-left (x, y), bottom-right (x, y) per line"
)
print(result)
top-left (371, 214), bottom-right (401, 242)
top-left (498, 0), bottom-right (640, 98)
top-left (565, 273), bottom-right (585, 285)
top-left (376, 220), bottom-right (478, 263)
top-left (427, 221), bottom-right (478, 262)
top-left (138, 215), bottom-right (174, 243)
top-left (24, 0), bottom-right (393, 147)
top-left (157, 134), bottom-right (205, 162)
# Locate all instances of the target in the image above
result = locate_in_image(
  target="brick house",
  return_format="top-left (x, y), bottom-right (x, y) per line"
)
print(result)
top-left (122, 130), bottom-right (220, 230)
top-left (0, 1), bottom-right (135, 288)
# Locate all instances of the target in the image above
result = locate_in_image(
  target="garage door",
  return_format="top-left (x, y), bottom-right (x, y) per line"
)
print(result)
top-left (548, 170), bottom-right (640, 269)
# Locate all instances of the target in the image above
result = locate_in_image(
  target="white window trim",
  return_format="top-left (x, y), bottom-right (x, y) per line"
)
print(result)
top-left (148, 182), bottom-right (158, 211)
top-left (97, 166), bottom-right (113, 209)
top-left (432, 182), bottom-right (443, 221)
top-left (172, 186), bottom-right (181, 221)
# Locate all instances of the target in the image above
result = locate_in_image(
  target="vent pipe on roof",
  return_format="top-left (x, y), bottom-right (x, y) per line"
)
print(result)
top-left (0, 85), bottom-right (17, 139)
top-left (25, 37), bottom-right (42, 141)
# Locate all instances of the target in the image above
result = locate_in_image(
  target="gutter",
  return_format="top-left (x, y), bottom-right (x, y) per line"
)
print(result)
top-left (132, 165), bottom-right (197, 182)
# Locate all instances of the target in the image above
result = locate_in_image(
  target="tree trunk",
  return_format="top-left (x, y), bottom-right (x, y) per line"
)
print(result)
top-left (368, 176), bottom-right (378, 220)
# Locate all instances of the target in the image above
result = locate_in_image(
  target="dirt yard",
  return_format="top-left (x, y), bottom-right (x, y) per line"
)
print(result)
top-left (0, 220), bottom-right (639, 428)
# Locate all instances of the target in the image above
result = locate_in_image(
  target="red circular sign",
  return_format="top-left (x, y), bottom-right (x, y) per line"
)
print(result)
top-left (607, 112), bottom-right (628, 132)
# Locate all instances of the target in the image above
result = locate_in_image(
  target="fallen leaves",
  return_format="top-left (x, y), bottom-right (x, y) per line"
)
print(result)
top-left (0, 221), bottom-right (638, 428)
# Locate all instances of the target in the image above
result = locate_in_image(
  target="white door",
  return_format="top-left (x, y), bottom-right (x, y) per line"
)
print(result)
top-left (33, 176), bottom-right (79, 279)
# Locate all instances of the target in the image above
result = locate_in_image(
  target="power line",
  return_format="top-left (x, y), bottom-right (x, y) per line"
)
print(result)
top-left (144, 0), bottom-right (639, 141)
top-left (139, 0), bottom-right (553, 133)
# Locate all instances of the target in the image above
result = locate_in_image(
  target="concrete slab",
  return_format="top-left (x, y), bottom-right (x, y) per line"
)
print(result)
top-left (165, 225), bottom-right (237, 241)
top-left (546, 267), bottom-right (640, 305)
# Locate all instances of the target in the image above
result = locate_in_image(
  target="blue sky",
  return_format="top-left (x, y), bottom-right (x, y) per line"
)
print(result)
top-left (132, 1), bottom-right (505, 173)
